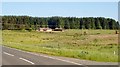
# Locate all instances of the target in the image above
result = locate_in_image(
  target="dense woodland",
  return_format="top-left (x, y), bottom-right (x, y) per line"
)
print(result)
top-left (1, 16), bottom-right (119, 30)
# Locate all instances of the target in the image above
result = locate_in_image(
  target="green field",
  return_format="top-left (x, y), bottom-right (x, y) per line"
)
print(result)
top-left (2, 30), bottom-right (119, 62)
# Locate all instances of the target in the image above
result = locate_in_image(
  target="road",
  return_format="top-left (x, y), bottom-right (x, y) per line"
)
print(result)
top-left (2, 46), bottom-right (86, 66)
top-left (2, 46), bottom-right (118, 67)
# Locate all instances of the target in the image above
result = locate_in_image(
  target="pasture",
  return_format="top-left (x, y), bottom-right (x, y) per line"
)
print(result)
top-left (2, 29), bottom-right (119, 62)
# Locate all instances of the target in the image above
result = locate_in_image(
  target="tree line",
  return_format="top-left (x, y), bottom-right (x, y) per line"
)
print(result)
top-left (1, 16), bottom-right (119, 30)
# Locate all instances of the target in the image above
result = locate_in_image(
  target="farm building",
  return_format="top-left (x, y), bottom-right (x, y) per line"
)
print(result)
top-left (38, 28), bottom-right (52, 32)
top-left (37, 27), bottom-right (63, 32)
top-left (54, 28), bottom-right (63, 31)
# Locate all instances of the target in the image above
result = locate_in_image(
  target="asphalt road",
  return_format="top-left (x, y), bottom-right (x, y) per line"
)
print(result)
top-left (2, 46), bottom-right (118, 67)
top-left (2, 46), bottom-right (86, 65)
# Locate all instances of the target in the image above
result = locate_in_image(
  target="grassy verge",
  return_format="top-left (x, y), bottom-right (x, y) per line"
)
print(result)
top-left (2, 30), bottom-right (119, 62)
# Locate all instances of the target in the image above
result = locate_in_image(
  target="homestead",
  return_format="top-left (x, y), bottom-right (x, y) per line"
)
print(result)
top-left (53, 28), bottom-right (63, 31)
top-left (37, 28), bottom-right (63, 32)
top-left (38, 28), bottom-right (52, 32)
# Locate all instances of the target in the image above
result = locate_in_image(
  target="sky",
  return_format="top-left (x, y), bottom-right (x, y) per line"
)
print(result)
top-left (2, 0), bottom-right (120, 2)
top-left (2, 2), bottom-right (118, 21)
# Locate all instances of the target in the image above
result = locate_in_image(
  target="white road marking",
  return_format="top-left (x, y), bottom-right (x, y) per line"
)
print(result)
top-left (53, 58), bottom-right (82, 65)
top-left (3, 52), bottom-right (14, 56)
top-left (19, 57), bottom-right (35, 65)
top-left (38, 55), bottom-right (82, 65)
top-left (3, 46), bottom-right (83, 65)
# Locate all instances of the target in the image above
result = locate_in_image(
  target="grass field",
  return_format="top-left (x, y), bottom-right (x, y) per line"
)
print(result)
top-left (2, 29), bottom-right (119, 62)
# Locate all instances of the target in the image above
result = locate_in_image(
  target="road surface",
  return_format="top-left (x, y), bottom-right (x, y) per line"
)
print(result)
top-left (2, 46), bottom-right (118, 67)
top-left (2, 46), bottom-right (86, 65)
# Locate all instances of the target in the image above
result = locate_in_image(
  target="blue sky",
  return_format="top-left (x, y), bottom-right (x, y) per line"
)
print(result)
top-left (2, 0), bottom-right (120, 2)
top-left (2, 2), bottom-right (118, 21)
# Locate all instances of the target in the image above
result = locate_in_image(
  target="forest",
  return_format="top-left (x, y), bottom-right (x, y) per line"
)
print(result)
top-left (1, 16), bottom-right (119, 30)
